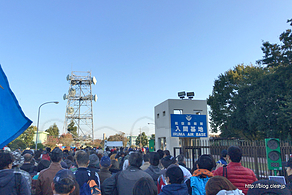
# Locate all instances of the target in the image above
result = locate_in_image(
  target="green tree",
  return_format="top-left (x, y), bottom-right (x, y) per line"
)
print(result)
top-left (136, 132), bottom-right (148, 147)
top-left (207, 64), bottom-right (267, 139)
top-left (8, 125), bottom-right (36, 149)
top-left (67, 120), bottom-right (78, 138)
top-left (108, 132), bottom-right (129, 147)
top-left (45, 123), bottom-right (59, 137)
top-left (208, 19), bottom-right (292, 140)
top-left (257, 18), bottom-right (292, 138)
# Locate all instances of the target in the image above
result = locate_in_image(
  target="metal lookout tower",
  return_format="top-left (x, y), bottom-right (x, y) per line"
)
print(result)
top-left (63, 71), bottom-right (97, 141)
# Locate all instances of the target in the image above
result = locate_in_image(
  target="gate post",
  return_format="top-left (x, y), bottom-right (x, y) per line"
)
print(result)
top-left (253, 142), bottom-right (260, 180)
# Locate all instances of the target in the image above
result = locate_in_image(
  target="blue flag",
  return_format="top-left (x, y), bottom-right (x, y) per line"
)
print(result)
top-left (0, 65), bottom-right (32, 148)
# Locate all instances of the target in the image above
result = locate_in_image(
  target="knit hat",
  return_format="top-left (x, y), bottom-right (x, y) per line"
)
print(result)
top-left (100, 156), bottom-right (111, 167)
top-left (89, 154), bottom-right (99, 167)
top-left (247, 180), bottom-right (290, 195)
top-left (11, 149), bottom-right (24, 167)
top-left (161, 155), bottom-right (177, 169)
top-left (165, 165), bottom-right (183, 184)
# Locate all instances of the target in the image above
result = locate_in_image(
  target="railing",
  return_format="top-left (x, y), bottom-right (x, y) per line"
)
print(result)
top-left (173, 139), bottom-right (292, 180)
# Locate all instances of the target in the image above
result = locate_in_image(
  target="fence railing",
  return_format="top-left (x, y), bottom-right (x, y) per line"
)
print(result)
top-left (173, 139), bottom-right (292, 180)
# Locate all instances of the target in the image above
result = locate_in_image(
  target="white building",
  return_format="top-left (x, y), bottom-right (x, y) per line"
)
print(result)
top-left (155, 99), bottom-right (209, 156)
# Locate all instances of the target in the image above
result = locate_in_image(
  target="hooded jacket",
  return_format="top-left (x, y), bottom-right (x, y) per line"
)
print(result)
top-left (144, 165), bottom-right (163, 182)
top-left (0, 169), bottom-right (31, 195)
top-left (158, 183), bottom-right (188, 195)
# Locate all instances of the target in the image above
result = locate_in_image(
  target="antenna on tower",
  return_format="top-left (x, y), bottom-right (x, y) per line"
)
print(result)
top-left (63, 71), bottom-right (98, 142)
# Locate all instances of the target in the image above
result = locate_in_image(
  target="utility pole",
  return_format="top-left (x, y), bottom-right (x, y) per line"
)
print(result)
top-left (140, 127), bottom-right (142, 148)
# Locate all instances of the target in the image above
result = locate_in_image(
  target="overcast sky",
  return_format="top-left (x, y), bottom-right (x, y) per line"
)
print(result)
top-left (1, 1), bottom-right (291, 139)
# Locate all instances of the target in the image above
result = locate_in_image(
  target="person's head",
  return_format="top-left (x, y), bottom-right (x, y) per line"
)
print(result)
top-left (163, 150), bottom-right (170, 157)
top-left (220, 150), bottom-right (228, 160)
top-left (143, 153), bottom-right (150, 163)
top-left (177, 154), bottom-right (185, 164)
top-left (75, 150), bottom-right (89, 167)
top-left (11, 149), bottom-right (24, 168)
top-left (165, 165), bottom-right (184, 184)
top-left (52, 169), bottom-right (76, 195)
top-left (46, 147), bottom-right (51, 153)
top-left (197, 154), bottom-right (215, 171)
top-left (37, 160), bottom-right (51, 172)
top-left (0, 152), bottom-right (14, 170)
top-left (100, 156), bottom-right (111, 168)
top-left (50, 148), bottom-right (63, 163)
top-left (227, 146), bottom-right (242, 163)
top-left (205, 176), bottom-right (237, 195)
top-left (66, 155), bottom-right (74, 162)
top-left (23, 153), bottom-right (33, 163)
top-left (156, 149), bottom-right (164, 160)
top-left (149, 152), bottom-right (160, 166)
top-left (133, 177), bottom-right (158, 195)
top-left (247, 180), bottom-right (290, 195)
top-left (161, 155), bottom-right (177, 169)
top-left (129, 152), bottom-right (143, 167)
top-left (89, 154), bottom-right (99, 168)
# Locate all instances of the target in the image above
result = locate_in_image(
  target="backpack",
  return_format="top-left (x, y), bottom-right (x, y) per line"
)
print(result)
top-left (41, 153), bottom-right (50, 161)
top-left (80, 171), bottom-right (101, 195)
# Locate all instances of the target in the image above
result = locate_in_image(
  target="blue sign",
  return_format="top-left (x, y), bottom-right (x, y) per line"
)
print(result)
top-left (171, 114), bottom-right (208, 137)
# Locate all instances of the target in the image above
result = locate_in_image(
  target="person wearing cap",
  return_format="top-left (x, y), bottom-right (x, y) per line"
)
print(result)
top-left (11, 149), bottom-right (32, 189)
top-left (88, 154), bottom-right (100, 173)
top-left (216, 150), bottom-right (228, 166)
top-left (213, 146), bottom-right (257, 195)
top-left (158, 165), bottom-right (188, 195)
top-left (97, 156), bottom-right (112, 185)
top-left (0, 151), bottom-right (31, 195)
top-left (74, 150), bottom-right (101, 194)
top-left (52, 169), bottom-right (77, 195)
top-left (36, 147), bottom-right (79, 195)
top-left (186, 154), bottom-right (215, 195)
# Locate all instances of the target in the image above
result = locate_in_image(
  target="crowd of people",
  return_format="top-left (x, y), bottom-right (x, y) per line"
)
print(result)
top-left (0, 145), bottom-right (292, 195)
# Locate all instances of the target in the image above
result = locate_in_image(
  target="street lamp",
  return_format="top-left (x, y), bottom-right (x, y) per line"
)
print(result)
top-left (35, 101), bottom-right (59, 150)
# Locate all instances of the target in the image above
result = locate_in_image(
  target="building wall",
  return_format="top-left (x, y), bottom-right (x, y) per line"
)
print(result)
top-left (155, 99), bottom-right (208, 156)
top-left (33, 131), bottom-right (49, 144)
